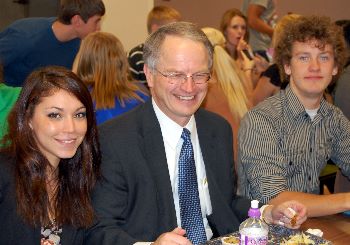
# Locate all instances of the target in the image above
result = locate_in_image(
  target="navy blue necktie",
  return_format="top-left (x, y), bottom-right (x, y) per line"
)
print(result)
top-left (178, 128), bottom-right (207, 245)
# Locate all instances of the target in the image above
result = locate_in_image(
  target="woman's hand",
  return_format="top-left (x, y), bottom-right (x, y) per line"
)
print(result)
top-left (237, 37), bottom-right (250, 53)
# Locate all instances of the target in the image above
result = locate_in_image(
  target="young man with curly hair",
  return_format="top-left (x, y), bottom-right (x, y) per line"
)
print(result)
top-left (239, 15), bottom-right (350, 217)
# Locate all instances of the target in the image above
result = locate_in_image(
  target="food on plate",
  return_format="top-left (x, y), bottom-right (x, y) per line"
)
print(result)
top-left (306, 228), bottom-right (323, 237)
top-left (280, 232), bottom-right (315, 245)
top-left (221, 236), bottom-right (240, 244)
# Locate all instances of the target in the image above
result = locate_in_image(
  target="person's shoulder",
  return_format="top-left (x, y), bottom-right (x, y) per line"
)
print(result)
top-left (137, 89), bottom-right (150, 101)
top-left (1, 17), bottom-right (55, 38)
top-left (98, 101), bottom-right (147, 133)
top-left (244, 91), bottom-right (283, 123)
top-left (253, 91), bottom-right (281, 112)
top-left (128, 43), bottom-right (144, 57)
top-left (7, 17), bottom-right (54, 30)
top-left (0, 152), bottom-right (15, 180)
top-left (196, 108), bottom-right (231, 128)
top-left (325, 100), bottom-right (349, 119)
top-left (0, 84), bottom-right (21, 95)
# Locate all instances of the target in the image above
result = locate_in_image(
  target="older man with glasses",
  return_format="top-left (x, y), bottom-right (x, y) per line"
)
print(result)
top-left (86, 22), bottom-right (307, 245)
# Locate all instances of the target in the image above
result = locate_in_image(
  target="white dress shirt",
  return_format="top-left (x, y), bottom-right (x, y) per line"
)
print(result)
top-left (134, 99), bottom-right (213, 245)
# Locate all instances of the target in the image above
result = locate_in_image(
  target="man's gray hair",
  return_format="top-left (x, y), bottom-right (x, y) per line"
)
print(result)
top-left (143, 21), bottom-right (214, 70)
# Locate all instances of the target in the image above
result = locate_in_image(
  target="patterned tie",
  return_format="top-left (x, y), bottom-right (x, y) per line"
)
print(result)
top-left (178, 128), bottom-right (207, 245)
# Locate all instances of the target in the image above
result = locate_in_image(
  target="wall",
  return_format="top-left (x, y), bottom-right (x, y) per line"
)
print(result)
top-left (154, 0), bottom-right (350, 29)
top-left (0, 0), bottom-right (58, 31)
top-left (101, 0), bottom-right (153, 51)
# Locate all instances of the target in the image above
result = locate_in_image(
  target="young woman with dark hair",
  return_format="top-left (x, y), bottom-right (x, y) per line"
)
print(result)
top-left (0, 66), bottom-right (101, 245)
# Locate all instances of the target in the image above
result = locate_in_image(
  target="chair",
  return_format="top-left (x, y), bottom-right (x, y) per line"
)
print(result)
top-left (319, 161), bottom-right (338, 194)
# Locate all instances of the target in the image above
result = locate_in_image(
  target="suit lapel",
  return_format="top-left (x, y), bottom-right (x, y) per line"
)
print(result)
top-left (138, 101), bottom-right (177, 231)
top-left (195, 110), bottom-right (229, 233)
top-left (195, 110), bottom-right (218, 187)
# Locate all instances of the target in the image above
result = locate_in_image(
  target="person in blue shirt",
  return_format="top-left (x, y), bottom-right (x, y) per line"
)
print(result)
top-left (0, 0), bottom-right (105, 87)
top-left (73, 31), bottom-right (149, 125)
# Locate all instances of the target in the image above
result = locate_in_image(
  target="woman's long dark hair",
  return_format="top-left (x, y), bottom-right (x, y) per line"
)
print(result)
top-left (1, 66), bottom-right (101, 228)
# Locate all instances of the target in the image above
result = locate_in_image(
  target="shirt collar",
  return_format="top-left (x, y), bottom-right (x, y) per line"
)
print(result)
top-left (285, 85), bottom-right (332, 120)
top-left (152, 98), bottom-right (195, 149)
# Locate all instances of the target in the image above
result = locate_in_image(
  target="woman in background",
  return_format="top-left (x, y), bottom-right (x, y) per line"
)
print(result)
top-left (74, 32), bottom-right (149, 125)
top-left (201, 27), bottom-right (251, 165)
top-left (220, 8), bottom-right (268, 88)
top-left (0, 66), bottom-right (101, 245)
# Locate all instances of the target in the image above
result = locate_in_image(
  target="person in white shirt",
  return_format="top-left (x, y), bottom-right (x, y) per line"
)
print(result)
top-left (86, 21), bottom-right (307, 245)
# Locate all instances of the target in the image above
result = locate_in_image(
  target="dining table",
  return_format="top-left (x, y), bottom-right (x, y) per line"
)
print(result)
top-left (206, 213), bottom-right (350, 244)
top-left (301, 213), bottom-right (350, 244)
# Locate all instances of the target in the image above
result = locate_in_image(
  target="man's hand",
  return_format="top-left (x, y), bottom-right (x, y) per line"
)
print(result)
top-left (264, 201), bottom-right (307, 229)
top-left (152, 227), bottom-right (192, 245)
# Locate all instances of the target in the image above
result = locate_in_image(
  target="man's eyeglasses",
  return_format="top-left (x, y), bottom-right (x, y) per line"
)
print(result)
top-left (154, 68), bottom-right (211, 85)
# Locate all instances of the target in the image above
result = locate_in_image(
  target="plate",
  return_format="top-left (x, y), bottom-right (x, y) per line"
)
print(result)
top-left (205, 225), bottom-right (331, 244)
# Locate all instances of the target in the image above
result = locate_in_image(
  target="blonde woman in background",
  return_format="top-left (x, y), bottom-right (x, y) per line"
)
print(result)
top-left (220, 8), bottom-right (269, 88)
top-left (201, 27), bottom-right (252, 164)
top-left (74, 32), bottom-right (149, 125)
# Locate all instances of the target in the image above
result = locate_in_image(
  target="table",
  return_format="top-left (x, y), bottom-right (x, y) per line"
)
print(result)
top-left (206, 213), bottom-right (350, 244)
top-left (301, 213), bottom-right (350, 244)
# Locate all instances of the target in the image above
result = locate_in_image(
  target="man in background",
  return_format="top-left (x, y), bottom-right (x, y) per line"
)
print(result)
top-left (0, 0), bottom-right (105, 87)
top-left (241, 0), bottom-right (276, 60)
top-left (127, 5), bottom-right (181, 85)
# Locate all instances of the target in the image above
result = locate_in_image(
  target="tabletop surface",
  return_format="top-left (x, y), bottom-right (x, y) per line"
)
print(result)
top-left (301, 213), bottom-right (350, 245)
top-left (206, 213), bottom-right (350, 244)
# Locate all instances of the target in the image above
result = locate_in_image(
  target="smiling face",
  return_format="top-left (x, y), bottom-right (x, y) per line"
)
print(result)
top-left (284, 40), bottom-right (338, 108)
top-left (225, 15), bottom-right (247, 48)
top-left (29, 89), bottom-right (87, 167)
top-left (145, 36), bottom-right (210, 126)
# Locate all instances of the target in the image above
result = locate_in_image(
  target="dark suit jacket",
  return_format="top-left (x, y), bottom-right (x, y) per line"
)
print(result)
top-left (0, 153), bottom-right (85, 245)
top-left (86, 100), bottom-right (250, 245)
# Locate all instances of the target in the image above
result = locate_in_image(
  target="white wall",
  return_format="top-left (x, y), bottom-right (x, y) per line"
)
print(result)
top-left (101, 0), bottom-right (153, 52)
top-left (154, 0), bottom-right (350, 29)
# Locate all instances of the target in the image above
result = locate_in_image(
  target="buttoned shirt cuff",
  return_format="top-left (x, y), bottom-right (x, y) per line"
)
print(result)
top-left (134, 242), bottom-right (153, 245)
top-left (260, 204), bottom-right (272, 224)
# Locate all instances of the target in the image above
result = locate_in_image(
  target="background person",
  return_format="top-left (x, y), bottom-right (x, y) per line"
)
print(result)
top-left (0, 0), bottom-right (105, 87)
top-left (252, 14), bottom-right (301, 106)
top-left (220, 8), bottom-right (268, 88)
top-left (241, 0), bottom-right (277, 60)
top-left (0, 66), bottom-right (101, 245)
top-left (0, 63), bottom-right (21, 143)
top-left (127, 5), bottom-right (181, 84)
top-left (73, 31), bottom-right (149, 125)
top-left (333, 19), bottom-right (350, 193)
top-left (86, 22), bottom-right (307, 245)
top-left (201, 27), bottom-right (251, 165)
